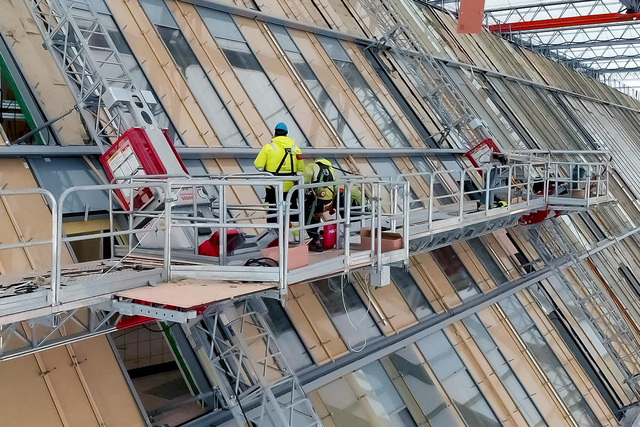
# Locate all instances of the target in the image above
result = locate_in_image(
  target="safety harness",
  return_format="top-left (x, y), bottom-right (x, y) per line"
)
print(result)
top-left (306, 161), bottom-right (336, 225)
top-left (271, 145), bottom-right (296, 176)
top-left (313, 161), bottom-right (336, 199)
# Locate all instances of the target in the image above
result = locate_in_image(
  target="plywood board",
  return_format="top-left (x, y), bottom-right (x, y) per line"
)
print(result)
top-left (117, 278), bottom-right (276, 308)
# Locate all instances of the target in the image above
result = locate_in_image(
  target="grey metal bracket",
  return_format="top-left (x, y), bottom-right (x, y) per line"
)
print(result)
top-left (112, 301), bottom-right (197, 323)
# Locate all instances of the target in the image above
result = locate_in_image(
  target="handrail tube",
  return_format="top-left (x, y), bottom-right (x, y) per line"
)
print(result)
top-left (164, 181), bottom-right (173, 280)
top-left (0, 188), bottom-right (58, 306)
top-left (376, 182), bottom-right (383, 273)
top-left (278, 185), bottom-right (286, 293)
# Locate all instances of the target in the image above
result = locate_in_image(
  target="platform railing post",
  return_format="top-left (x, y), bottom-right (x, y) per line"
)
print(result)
top-left (164, 180), bottom-right (173, 280)
top-left (279, 183), bottom-right (287, 296)
top-left (219, 184), bottom-right (228, 267)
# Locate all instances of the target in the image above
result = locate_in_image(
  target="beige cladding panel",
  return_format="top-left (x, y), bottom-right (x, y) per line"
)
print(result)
top-left (0, 336), bottom-right (145, 427)
top-left (369, 284), bottom-right (418, 333)
top-left (70, 337), bottom-right (147, 426)
top-left (0, 159), bottom-right (72, 272)
top-left (286, 283), bottom-right (349, 363)
top-left (107, 0), bottom-right (213, 147)
top-left (290, 30), bottom-right (386, 148)
top-left (37, 346), bottom-right (100, 426)
top-left (411, 251), bottom-right (462, 309)
top-left (169, 1), bottom-right (266, 145)
top-left (253, 0), bottom-right (321, 27)
top-left (0, 355), bottom-right (64, 427)
top-left (239, 18), bottom-right (337, 148)
top-left (0, 1), bottom-right (87, 144)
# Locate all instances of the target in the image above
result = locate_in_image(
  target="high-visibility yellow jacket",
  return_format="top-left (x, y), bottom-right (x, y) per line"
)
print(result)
top-left (304, 158), bottom-right (337, 201)
top-left (254, 136), bottom-right (304, 192)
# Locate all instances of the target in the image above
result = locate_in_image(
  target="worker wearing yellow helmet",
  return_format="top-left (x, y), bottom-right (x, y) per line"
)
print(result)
top-left (254, 122), bottom-right (304, 223)
top-left (303, 158), bottom-right (337, 252)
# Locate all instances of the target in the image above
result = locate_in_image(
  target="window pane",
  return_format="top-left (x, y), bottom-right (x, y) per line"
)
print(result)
top-left (139, 0), bottom-right (246, 147)
top-left (431, 246), bottom-right (480, 300)
top-left (317, 35), bottom-right (412, 148)
top-left (389, 347), bottom-right (460, 424)
top-left (311, 277), bottom-right (381, 348)
top-left (417, 331), bottom-right (500, 427)
top-left (464, 315), bottom-right (545, 426)
top-left (198, 9), bottom-right (309, 147)
top-left (499, 296), bottom-right (600, 427)
top-left (390, 267), bottom-right (433, 319)
top-left (270, 25), bottom-right (362, 148)
top-left (253, 297), bottom-right (313, 372)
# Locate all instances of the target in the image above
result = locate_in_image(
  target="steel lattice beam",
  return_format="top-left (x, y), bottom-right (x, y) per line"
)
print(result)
top-left (485, 0), bottom-right (624, 28)
top-left (489, 12), bottom-right (640, 33)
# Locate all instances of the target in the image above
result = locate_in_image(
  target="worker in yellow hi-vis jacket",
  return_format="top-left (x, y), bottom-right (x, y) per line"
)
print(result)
top-left (254, 122), bottom-right (305, 223)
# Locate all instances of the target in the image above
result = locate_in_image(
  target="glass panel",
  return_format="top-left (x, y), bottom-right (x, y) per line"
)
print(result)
top-left (431, 246), bottom-right (481, 300)
top-left (270, 25), bottom-right (362, 148)
top-left (139, 0), bottom-right (246, 147)
top-left (197, 9), bottom-right (309, 147)
top-left (317, 35), bottom-right (412, 149)
top-left (499, 296), bottom-right (600, 427)
top-left (417, 331), bottom-right (501, 427)
top-left (311, 277), bottom-right (381, 349)
top-left (255, 297), bottom-right (313, 372)
top-left (314, 360), bottom-right (417, 426)
top-left (389, 347), bottom-right (460, 425)
top-left (464, 315), bottom-right (545, 426)
top-left (390, 267), bottom-right (433, 319)
top-left (355, 361), bottom-right (418, 426)
top-left (30, 158), bottom-right (110, 214)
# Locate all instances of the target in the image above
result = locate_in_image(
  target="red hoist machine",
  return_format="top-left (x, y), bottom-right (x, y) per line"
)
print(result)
top-left (98, 90), bottom-right (277, 257)
top-left (466, 138), bottom-right (558, 226)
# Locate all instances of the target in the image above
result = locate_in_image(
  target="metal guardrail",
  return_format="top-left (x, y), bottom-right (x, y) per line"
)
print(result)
top-left (0, 157), bottom-right (613, 317)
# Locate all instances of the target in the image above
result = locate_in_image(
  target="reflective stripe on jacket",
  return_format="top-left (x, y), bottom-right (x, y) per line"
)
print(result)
top-left (254, 136), bottom-right (304, 192)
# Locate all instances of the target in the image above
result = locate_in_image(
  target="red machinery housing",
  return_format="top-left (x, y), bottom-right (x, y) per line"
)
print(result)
top-left (100, 128), bottom-right (188, 210)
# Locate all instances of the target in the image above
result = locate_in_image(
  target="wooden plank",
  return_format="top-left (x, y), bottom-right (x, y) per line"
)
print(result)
top-left (117, 279), bottom-right (276, 308)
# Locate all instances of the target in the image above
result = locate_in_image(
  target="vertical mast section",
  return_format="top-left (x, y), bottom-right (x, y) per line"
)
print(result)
top-left (29, 0), bottom-right (159, 151)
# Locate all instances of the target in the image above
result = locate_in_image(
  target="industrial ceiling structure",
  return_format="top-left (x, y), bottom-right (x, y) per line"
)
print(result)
top-left (426, 0), bottom-right (640, 95)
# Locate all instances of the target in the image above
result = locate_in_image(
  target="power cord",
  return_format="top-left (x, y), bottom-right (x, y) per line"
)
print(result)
top-left (340, 272), bottom-right (372, 353)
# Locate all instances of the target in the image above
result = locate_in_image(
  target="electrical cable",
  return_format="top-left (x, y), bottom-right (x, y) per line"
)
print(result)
top-left (340, 272), bottom-right (373, 353)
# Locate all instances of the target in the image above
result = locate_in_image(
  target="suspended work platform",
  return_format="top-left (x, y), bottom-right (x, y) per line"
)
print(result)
top-left (0, 153), bottom-right (613, 337)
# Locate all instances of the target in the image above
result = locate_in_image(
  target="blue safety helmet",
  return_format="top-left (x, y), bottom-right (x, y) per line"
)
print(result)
top-left (274, 122), bottom-right (288, 132)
